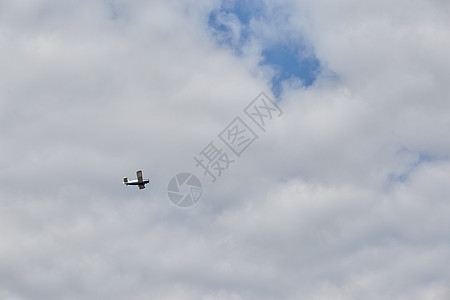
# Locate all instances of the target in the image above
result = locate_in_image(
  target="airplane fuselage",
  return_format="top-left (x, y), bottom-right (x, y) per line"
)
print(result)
top-left (124, 179), bottom-right (150, 186)
top-left (124, 170), bottom-right (149, 189)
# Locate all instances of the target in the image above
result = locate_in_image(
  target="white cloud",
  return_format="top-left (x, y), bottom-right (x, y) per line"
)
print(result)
top-left (0, 0), bottom-right (449, 299)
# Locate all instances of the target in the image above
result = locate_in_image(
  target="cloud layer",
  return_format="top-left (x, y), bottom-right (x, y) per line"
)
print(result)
top-left (0, 0), bottom-right (449, 299)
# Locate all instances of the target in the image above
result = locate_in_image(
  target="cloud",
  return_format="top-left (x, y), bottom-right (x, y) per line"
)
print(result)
top-left (208, 0), bottom-right (321, 97)
top-left (0, 0), bottom-right (449, 299)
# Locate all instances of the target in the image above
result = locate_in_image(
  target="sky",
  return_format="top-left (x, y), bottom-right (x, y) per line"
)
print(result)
top-left (0, 0), bottom-right (449, 299)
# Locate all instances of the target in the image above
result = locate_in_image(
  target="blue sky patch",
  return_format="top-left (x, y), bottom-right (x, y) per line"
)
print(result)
top-left (389, 151), bottom-right (433, 183)
top-left (262, 44), bottom-right (320, 97)
top-left (208, 0), bottom-right (321, 98)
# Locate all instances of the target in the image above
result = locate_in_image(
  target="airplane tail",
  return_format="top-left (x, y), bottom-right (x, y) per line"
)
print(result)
top-left (123, 177), bottom-right (128, 184)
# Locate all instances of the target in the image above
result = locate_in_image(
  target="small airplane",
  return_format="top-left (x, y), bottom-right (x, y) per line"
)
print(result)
top-left (123, 170), bottom-right (150, 189)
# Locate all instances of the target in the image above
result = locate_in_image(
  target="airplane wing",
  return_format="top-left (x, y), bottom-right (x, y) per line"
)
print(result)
top-left (138, 184), bottom-right (145, 189)
top-left (137, 170), bottom-right (143, 184)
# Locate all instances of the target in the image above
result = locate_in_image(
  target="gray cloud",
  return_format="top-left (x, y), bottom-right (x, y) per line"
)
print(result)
top-left (0, 0), bottom-right (449, 299)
